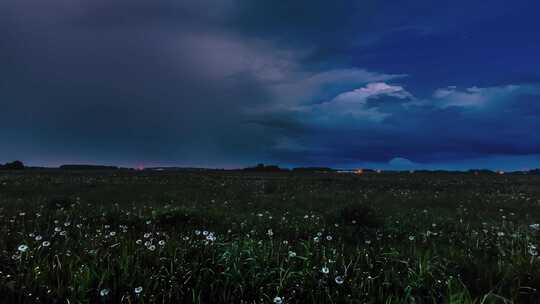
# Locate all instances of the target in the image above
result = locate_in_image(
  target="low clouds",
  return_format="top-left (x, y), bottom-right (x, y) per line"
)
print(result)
top-left (250, 82), bottom-right (540, 167)
top-left (338, 82), bottom-right (413, 100)
top-left (267, 82), bottom-right (412, 126)
top-left (312, 82), bottom-right (412, 122)
top-left (428, 85), bottom-right (540, 109)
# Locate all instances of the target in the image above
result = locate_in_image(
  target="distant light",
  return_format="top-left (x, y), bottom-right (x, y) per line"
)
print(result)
top-left (376, 169), bottom-right (382, 174)
top-left (355, 169), bottom-right (363, 175)
top-left (498, 170), bottom-right (505, 175)
top-left (409, 170), bottom-right (415, 174)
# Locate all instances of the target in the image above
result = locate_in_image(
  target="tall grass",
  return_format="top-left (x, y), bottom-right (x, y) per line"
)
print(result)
top-left (0, 170), bottom-right (539, 303)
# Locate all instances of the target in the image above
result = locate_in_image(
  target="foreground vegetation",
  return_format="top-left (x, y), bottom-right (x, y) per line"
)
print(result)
top-left (1, 170), bottom-right (540, 303)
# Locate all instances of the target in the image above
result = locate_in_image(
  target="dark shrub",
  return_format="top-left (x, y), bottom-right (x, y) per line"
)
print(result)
top-left (153, 207), bottom-right (210, 229)
top-left (46, 196), bottom-right (75, 209)
top-left (263, 180), bottom-right (280, 194)
top-left (340, 204), bottom-right (382, 228)
top-left (2, 160), bottom-right (24, 170)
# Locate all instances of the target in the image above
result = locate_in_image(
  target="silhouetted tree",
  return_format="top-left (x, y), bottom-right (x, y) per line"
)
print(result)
top-left (243, 164), bottom-right (288, 172)
top-left (2, 160), bottom-right (24, 170)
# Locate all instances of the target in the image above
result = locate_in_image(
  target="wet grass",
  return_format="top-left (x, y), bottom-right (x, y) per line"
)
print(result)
top-left (1, 170), bottom-right (540, 303)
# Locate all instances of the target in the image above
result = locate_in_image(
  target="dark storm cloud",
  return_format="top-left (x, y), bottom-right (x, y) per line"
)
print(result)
top-left (229, 1), bottom-right (375, 44)
top-left (0, 0), bottom-right (279, 167)
top-left (0, 0), bottom-right (398, 167)
top-left (1, 0), bottom-right (540, 169)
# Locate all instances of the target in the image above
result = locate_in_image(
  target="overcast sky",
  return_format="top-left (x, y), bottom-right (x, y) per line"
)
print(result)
top-left (2, 0), bottom-right (540, 170)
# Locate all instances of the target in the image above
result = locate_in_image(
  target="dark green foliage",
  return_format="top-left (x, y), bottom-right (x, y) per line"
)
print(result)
top-left (46, 195), bottom-right (76, 210)
top-left (152, 207), bottom-right (215, 229)
top-left (1, 170), bottom-right (540, 303)
top-left (340, 203), bottom-right (382, 228)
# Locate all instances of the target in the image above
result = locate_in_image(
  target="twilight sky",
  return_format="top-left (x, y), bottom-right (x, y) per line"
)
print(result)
top-left (1, 0), bottom-right (540, 170)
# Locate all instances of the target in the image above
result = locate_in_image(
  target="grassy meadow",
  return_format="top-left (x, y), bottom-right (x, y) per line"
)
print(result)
top-left (1, 170), bottom-right (540, 303)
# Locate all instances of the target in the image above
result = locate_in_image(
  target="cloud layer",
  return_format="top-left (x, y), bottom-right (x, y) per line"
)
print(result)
top-left (251, 83), bottom-right (540, 167)
top-left (1, 0), bottom-right (540, 169)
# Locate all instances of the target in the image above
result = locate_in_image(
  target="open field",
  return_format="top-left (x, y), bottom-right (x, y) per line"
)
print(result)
top-left (1, 170), bottom-right (540, 303)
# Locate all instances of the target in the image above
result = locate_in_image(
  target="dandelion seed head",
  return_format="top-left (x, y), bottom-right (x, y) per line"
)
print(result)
top-left (528, 244), bottom-right (538, 256)
top-left (321, 266), bottom-right (329, 274)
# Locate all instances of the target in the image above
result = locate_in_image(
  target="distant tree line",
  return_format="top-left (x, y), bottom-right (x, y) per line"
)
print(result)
top-left (243, 164), bottom-right (288, 172)
top-left (0, 160), bottom-right (25, 170)
top-left (292, 167), bottom-right (335, 172)
top-left (243, 164), bottom-right (337, 173)
top-left (241, 164), bottom-right (540, 175)
top-left (528, 169), bottom-right (540, 175)
top-left (59, 164), bottom-right (119, 170)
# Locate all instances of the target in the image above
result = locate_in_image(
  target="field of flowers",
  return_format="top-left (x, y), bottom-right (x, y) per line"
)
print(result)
top-left (1, 170), bottom-right (540, 303)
